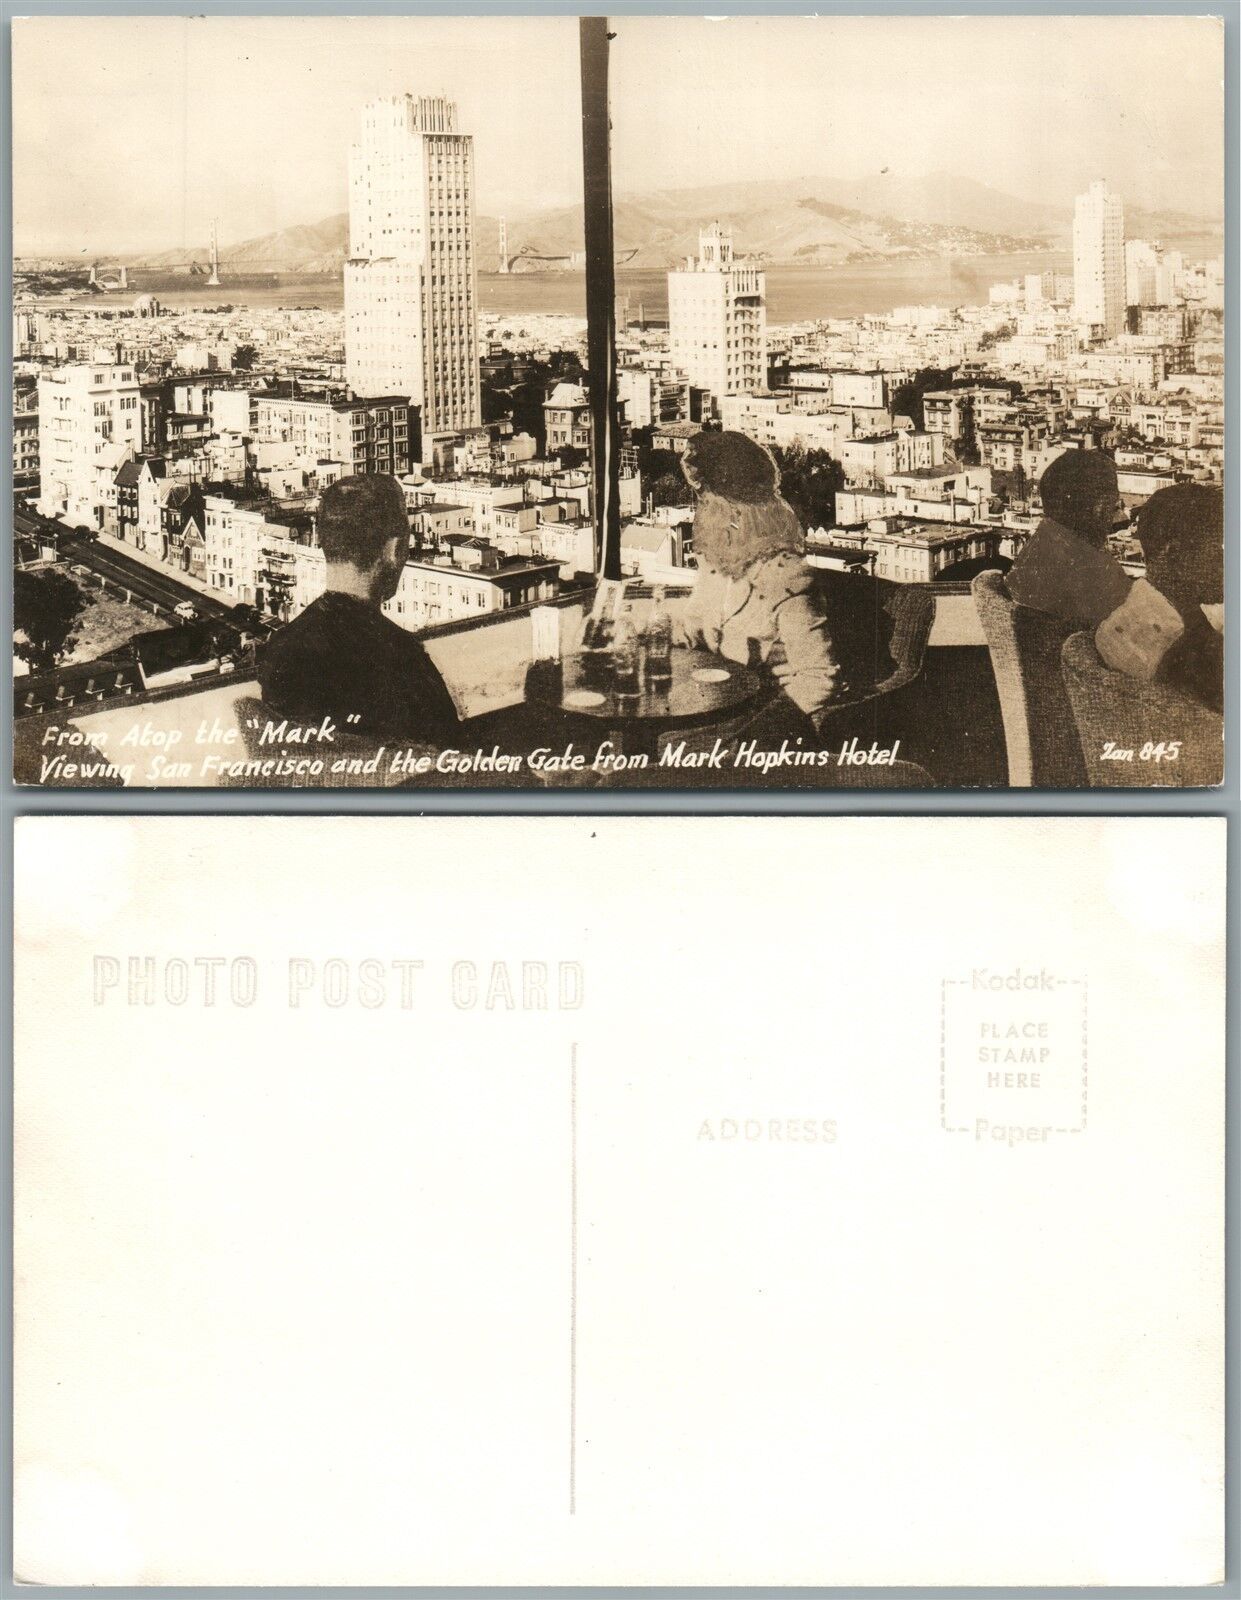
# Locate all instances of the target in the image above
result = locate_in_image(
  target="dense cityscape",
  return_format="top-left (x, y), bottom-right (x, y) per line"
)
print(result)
top-left (12, 87), bottom-right (1225, 779)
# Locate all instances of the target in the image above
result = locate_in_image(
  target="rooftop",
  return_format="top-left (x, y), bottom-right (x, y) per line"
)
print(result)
top-left (546, 382), bottom-right (588, 407)
top-left (405, 552), bottom-right (559, 578)
top-left (133, 624), bottom-right (221, 674)
top-left (879, 522), bottom-right (1002, 548)
top-left (888, 465), bottom-right (978, 483)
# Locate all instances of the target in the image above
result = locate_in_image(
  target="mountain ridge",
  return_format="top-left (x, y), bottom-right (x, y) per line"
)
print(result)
top-left (122, 171), bottom-right (1222, 273)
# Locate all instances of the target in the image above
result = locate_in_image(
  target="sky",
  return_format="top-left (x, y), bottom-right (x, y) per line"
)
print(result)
top-left (11, 13), bottom-right (1225, 257)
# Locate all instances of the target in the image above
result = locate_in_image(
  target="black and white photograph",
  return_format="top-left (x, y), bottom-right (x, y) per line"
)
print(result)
top-left (4, 12), bottom-right (1234, 1589)
top-left (10, 13), bottom-right (1227, 787)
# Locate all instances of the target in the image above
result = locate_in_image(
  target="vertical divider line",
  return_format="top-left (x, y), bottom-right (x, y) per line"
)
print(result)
top-left (570, 1039), bottom-right (578, 1515)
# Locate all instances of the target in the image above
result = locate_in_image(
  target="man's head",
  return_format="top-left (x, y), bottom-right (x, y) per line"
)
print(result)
top-left (1038, 450), bottom-right (1120, 546)
top-left (318, 474), bottom-right (410, 604)
top-left (1134, 483), bottom-right (1223, 619)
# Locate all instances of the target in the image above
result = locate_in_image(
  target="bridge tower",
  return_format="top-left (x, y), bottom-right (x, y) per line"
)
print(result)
top-left (207, 219), bottom-right (221, 287)
top-left (498, 217), bottom-right (509, 274)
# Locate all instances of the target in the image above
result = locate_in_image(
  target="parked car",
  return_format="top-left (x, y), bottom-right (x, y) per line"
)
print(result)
top-left (173, 600), bottom-right (199, 621)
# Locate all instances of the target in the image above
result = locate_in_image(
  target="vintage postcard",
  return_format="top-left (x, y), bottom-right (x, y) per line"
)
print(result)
top-left (10, 14), bottom-right (1225, 790)
top-left (13, 816), bottom-right (1225, 1585)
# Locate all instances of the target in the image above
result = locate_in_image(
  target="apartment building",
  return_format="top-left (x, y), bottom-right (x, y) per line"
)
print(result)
top-left (37, 362), bottom-right (141, 525)
top-left (407, 476), bottom-right (525, 539)
top-left (383, 546), bottom-right (560, 630)
top-left (616, 365), bottom-right (691, 429)
top-left (252, 390), bottom-right (415, 476)
top-left (668, 224), bottom-right (767, 405)
top-left (13, 385), bottom-right (39, 493)
top-left (839, 429), bottom-right (945, 485)
top-left (807, 522), bottom-right (1004, 583)
top-left (543, 382), bottom-right (592, 454)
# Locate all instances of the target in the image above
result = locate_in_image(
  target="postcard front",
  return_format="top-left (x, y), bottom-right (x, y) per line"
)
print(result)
top-left (11, 15), bottom-right (1225, 790)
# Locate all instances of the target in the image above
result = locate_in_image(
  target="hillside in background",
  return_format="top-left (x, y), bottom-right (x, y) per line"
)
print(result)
top-left (132, 215), bottom-right (350, 275)
top-left (120, 170), bottom-right (1222, 274)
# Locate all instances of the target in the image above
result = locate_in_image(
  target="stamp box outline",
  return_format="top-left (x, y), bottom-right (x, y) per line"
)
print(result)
top-left (939, 975), bottom-right (1088, 1136)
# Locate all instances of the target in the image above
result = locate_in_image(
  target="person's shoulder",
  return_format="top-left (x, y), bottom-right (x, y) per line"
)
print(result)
top-left (260, 599), bottom-right (319, 659)
top-left (1010, 521), bottom-right (1129, 624)
top-left (378, 607), bottom-right (433, 656)
top-left (1013, 519), bottom-right (1070, 563)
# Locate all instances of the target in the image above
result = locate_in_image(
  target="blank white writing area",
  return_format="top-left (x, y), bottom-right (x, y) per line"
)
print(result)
top-left (14, 816), bottom-right (1224, 1586)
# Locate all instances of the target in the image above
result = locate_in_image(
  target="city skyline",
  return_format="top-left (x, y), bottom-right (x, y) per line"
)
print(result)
top-left (12, 14), bottom-right (1225, 257)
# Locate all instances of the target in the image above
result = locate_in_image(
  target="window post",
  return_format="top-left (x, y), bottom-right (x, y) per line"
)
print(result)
top-left (579, 16), bottom-right (623, 581)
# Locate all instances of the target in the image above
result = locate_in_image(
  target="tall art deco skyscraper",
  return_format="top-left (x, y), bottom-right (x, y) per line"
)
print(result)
top-left (345, 95), bottom-right (482, 445)
top-left (667, 223), bottom-right (767, 405)
top-left (1072, 179), bottom-right (1126, 339)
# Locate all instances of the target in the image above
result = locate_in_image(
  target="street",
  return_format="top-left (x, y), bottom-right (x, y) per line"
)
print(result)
top-left (14, 504), bottom-right (236, 621)
top-left (58, 529), bottom-right (237, 621)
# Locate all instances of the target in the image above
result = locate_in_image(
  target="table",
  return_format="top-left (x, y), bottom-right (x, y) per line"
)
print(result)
top-left (528, 647), bottom-right (766, 764)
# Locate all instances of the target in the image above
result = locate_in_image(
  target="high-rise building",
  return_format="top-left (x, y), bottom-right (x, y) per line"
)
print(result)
top-left (13, 301), bottom-right (38, 355)
top-left (37, 362), bottom-right (140, 525)
top-left (1155, 248), bottom-right (1184, 306)
top-left (668, 224), bottom-right (767, 405)
top-left (1124, 239), bottom-right (1186, 312)
top-left (344, 95), bottom-right (481, 450)
top-left (1073, 180), bottom-right (1125, 338)
top-left (1124, 239), bottom-right (1159, 307)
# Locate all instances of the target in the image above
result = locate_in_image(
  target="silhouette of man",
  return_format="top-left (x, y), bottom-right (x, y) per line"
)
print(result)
top-left (1007, 450), bottom-right (1131, 630)
top-left (258, 473), bottom-right (460, 743)
top-left (1097, 481), bottom-right (1223, 713)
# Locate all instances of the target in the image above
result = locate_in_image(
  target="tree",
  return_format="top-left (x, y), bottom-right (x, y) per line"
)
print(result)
top-left (508, 375), bottom-right (550, 448)
top-left (630, 429), bottom-right (689, 505)
top-left (641, 445), bottom-right (683, 485)
top-left (549, 348), bottom-right (585, 381)
top-left (480, 349), bottom-right (587, 452)
top-left (14, 568), bottom-right (86, 671)
top-left (650, 471), bottom-right (688, 509)
top-left (487, 361), bottom-right (555, 450)
top-left (557, 444), bottom-right (587, 470)
top-left (232, 343), bottom-right (258, 372)
top-left (770, 444), bottom-right (845, 532)
top-left (481, 386), bottom-right (513, 427)
top-left (977, 322), bottom-right (1016, 352)
top-left (889, 366), bottom-right (959, 430)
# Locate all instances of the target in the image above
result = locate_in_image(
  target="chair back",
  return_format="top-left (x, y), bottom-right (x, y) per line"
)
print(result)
top-left (972, 570), bottom-right (1086, 787)
top-left (1060, 632), bottom-right (1223, 788)
top-left (881, 587), bottom-right (936, 686)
